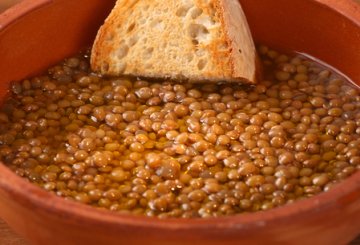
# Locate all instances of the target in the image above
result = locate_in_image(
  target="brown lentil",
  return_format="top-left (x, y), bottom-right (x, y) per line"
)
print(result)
top-left (1, 47), bottom-right (359, 219)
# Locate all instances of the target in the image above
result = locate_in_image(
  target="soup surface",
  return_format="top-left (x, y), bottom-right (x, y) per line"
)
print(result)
top-left (0, 46), bottom-right (359, 218)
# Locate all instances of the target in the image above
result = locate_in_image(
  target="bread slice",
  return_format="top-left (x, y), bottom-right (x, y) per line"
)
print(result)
top-left (91, 0), bottom-right (257, 84)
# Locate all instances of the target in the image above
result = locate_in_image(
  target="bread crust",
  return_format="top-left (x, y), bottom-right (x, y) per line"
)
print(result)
top-left (218, 0), bottom-right (257, 82)
top-left (91, 0), bottom-right (257, 84)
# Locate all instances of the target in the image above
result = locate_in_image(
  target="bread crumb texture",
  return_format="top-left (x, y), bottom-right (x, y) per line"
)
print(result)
top-left (91, 0), bottom-right (256, 83)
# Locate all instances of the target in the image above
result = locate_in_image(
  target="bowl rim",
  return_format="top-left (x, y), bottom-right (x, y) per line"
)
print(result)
top-left (0, 0), bottom-right (360, 232)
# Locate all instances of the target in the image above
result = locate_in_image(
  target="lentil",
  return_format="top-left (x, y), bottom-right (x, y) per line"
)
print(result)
top-left (1, 47), bottom-right (359, 219)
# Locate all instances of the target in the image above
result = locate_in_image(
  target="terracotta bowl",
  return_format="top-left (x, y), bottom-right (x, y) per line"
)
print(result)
top-left (0, 0), bottom-right (360, 244)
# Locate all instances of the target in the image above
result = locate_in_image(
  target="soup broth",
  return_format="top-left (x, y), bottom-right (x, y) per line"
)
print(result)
top-left (0, 46), bottom-right (359, 218)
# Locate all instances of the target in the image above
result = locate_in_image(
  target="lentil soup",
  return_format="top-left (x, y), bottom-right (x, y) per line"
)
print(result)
top-left (0, 46), bottom-right (359, 218)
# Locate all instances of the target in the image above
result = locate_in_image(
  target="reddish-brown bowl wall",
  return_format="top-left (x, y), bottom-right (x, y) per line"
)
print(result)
top-left (240, 0), bottom-right (360, 85)
top-left (0, 0), bottom-right (116, 99)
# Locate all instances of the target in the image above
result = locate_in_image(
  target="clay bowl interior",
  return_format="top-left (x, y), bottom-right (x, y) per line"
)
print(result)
top-left (0, 0), bottom-right (360, 244)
